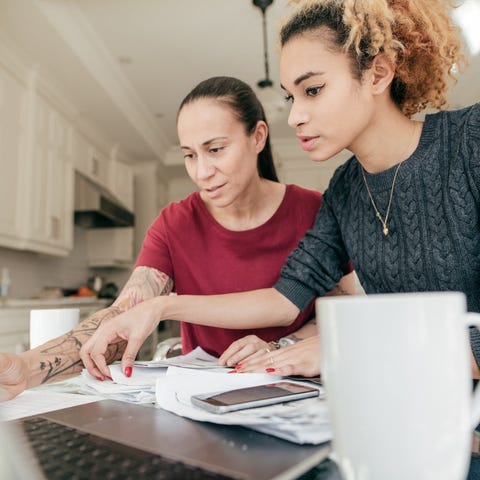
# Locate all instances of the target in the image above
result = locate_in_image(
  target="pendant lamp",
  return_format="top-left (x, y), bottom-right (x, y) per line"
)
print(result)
top-left (252, 0), bottom-right (286, 123)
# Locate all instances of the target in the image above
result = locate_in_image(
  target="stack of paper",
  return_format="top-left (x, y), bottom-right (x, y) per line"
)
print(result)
top-left (80, 347), bottom-right (228, 403)
top-left (155, 366), bottom-right (332, 445)
top-left (78, 347), bottom-right (332, 444)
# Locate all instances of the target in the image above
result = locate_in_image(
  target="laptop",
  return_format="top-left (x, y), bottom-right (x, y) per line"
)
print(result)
top-left (1, 399), bottom-right (330, 479)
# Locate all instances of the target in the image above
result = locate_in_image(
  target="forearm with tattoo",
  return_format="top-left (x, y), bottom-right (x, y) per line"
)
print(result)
top-left (29, 266), bottom-right (173, 386)
top-left (34, 307), bottom-right (127, 384)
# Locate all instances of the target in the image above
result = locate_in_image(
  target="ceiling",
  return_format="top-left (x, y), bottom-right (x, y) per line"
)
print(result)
top-left (0, 0), bottom-right (479, 172)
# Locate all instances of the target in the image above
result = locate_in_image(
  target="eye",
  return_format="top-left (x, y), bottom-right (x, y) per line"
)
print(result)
top-left (183, 153), bottom-right (194, 160)
top-left (305, 85), bottom-right (324, 97)
top-left (284, 93), bottom-right (293, 103)
top-left (209, 146), bottom-right (224, 154)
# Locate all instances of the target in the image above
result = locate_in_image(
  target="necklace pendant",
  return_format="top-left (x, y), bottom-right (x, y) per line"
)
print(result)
top-left (383, 226), bottom-right (389, 236)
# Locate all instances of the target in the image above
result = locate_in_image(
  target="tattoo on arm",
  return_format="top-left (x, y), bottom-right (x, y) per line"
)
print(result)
top-left (36, 266), bottom-right (173, 385)
top-left (113, 266), bottom-right (173, 310)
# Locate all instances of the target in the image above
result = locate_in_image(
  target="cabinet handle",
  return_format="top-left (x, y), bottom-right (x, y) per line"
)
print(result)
top-left (91, 157), bottom-right (99, 176)
top-left (50, 216), bottom-right (60, 239)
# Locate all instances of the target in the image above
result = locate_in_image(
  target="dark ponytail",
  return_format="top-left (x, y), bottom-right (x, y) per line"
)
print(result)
top-left (178, 76), bottom-right (279, 182)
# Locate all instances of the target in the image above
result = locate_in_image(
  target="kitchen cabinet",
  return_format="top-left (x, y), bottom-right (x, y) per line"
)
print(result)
top-left (27, 94), bottom-right (74, 254)
top-left (111, 160), bottom-right (134, 211)
top-left (73, 132), bottom-right (134, 212)
top-left (0, 59), bottom-right (29, 249)
top-left (73, 131), bottom-right (112, 190)
top-left (86, 146), bottom-right (112, 191)
top-left (0, 53), bottom-right (74, 255)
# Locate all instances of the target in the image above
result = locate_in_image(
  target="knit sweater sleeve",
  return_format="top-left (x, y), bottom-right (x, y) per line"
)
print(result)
top-left (464, 103), bottom-right (480, 366)
top-left (467, 103), bottom-right (480, 192)
top-left (274, 176), bottom-right (350, 311)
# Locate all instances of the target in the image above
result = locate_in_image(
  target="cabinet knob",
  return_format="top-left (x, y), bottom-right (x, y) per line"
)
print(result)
top-left (50, 216), bottom-right (60, 239)
top-left (91, 157), bottom-right (99, 176)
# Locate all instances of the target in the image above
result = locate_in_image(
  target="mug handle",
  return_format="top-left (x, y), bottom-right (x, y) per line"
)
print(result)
top-left (466, 313), bottom-right (480, 429)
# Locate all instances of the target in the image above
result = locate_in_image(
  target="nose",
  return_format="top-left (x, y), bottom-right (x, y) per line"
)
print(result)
top-left (195, 154), bottom-right (215, 181)
top-left (287, 101), bottom-right (308, 129)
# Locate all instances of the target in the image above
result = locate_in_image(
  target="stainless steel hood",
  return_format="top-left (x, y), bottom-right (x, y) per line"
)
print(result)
top-left (74, 174), bottom-right (135, 228)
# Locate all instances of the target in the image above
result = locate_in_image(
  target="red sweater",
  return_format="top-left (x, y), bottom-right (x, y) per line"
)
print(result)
top-left (136, 184), bottom-right (327, 357)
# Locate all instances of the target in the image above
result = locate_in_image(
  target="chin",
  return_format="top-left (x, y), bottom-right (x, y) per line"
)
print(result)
top-left (308, 151), bottom-right (332, 163)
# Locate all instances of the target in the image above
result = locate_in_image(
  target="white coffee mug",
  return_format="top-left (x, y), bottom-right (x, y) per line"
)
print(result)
top-left (316, 292), bottom-right (480, 480)
top-left (29, 308), bottom-right (80, 349)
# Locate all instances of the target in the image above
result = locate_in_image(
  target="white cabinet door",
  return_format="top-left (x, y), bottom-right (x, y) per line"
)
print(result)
top-left (87, 146), bottom-right (112, 191)
top-left (0, 59), bottom-right (74, 256)
top-left (112, 160), bottom-right (134, 211)
top-left (0, 65), bottom-right (28, 248)
top-left (72, 130), bottom-right (115, 196)
top-left (28, 95), bottom-right (74, 255)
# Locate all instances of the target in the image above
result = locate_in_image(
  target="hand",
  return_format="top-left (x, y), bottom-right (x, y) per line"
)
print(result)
top-left (80, 299), bottom-right (160, 379)
top-left (218, 335), bottom-right (272, 367)
top-left (234, 336), bottom-right (321, 377)
top-left (0, 353), bottom-right (29, 401)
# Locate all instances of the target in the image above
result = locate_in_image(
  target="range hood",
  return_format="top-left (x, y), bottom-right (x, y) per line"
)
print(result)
top-left (74, 174), bottom-right (135, 228)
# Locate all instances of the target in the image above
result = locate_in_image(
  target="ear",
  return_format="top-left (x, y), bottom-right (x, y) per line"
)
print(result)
top-left (368, 53), bottom-right (395, 96)
top-left (253, 120), bottom-right (268, 154)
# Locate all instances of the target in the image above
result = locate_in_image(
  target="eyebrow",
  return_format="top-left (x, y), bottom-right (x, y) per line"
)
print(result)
top-left (280, 70), bottom-right (325, 90)
top-left (180, 136), bottom-right (228, 150)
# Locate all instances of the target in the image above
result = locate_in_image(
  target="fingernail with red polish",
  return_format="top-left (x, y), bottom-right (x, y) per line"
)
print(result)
top-left (235, 363), bottom-right (243, 369)
top-left (95, 376), bottom-right (104, 382)
top-left (228, 370), bottom-right (237, 374)
top-left (125, 366), bottom-right (132, 378)
top-left (106, 376), bottom-right (113, 381)
top-left (265, 368), bottom-right (276, 373)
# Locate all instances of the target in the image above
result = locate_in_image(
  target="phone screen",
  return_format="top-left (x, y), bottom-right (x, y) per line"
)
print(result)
top-left (206, 383), bottom-right (311, 406)
top-left (191, 382), bottom-right (319, 413)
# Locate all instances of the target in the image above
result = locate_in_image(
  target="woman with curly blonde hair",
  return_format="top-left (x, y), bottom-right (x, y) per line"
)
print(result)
top-left (80, 0), bottom-right (479, 385)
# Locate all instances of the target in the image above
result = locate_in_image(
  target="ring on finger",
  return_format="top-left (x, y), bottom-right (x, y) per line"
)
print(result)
top-left (265, 347), bottom-right (271, 353)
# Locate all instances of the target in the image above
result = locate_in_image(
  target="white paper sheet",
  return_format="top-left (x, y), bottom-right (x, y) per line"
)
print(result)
top-left (1, 390), bottom-right (103, 421)
top-left (134, 346), bottom-right (229, 371)
top-left (155, 367), bottom-right (332, 444)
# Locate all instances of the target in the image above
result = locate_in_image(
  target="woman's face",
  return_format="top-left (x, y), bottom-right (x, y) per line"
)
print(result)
top-left (280, 34), bottom-right (376, 161)
top-left (177, 98), bottom-right (265, 208)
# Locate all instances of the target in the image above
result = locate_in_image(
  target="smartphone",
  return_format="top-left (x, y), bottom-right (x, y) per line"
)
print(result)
top-left (191, 381), bottom-right (319, 414)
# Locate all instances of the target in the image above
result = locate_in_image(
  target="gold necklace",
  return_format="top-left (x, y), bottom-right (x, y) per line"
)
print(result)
top-left (361, 162), bottom-right (402, 236)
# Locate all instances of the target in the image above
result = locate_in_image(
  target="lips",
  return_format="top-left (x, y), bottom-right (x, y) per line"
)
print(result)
top-left (298, 135), bottom-right (319, 152)
top-left (204, 183), bottom-right (226, 197)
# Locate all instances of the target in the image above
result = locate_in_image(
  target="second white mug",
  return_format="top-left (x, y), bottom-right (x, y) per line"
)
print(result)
top-left (29, 308), bottom-right (80, 349)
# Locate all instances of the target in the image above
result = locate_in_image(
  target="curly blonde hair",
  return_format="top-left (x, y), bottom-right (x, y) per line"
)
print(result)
top-left (280, 0), bottom-right (467, 116)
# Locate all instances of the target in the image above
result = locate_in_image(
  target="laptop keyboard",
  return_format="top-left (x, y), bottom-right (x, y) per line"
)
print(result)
top-left (22, 417), bottom-right (240, 480)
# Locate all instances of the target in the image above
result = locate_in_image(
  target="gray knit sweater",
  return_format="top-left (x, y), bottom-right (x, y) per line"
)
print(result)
top-left (275, 103), bottom-right (480, 362)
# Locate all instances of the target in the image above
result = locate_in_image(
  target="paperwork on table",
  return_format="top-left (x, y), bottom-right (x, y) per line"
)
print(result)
top-left (155, 366), bottom-right (331, 445)
top-left (80, 347), bottom-right (227, 403)
top-left (134, 347), bottom-right (228, 370)
top-left (79, 347), bottom-right (332, 444)
top-left (1, 390), bottom-right (102, 421)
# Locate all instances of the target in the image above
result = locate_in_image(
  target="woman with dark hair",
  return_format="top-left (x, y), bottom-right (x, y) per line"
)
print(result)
top-left (0, 75), bottom-right (353, 400)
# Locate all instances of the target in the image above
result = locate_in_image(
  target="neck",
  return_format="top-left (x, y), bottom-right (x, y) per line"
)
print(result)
top-left (352, 104), bottom-right (422, 174)
top-left (203, 178), bottom-right (285, 231)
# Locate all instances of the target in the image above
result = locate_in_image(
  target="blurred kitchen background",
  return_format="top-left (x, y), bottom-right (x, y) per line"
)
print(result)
top-left (0, 0), bottom-right (478, 354)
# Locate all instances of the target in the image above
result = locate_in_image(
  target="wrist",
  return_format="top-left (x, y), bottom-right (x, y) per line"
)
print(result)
top-left (270, 334), bottom-right (303, 349)
top-left (19, 351), bottom-right (38, 389)
top-left (154, 292), bottom-right (176, 322)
